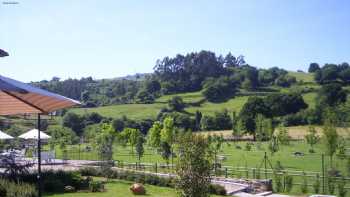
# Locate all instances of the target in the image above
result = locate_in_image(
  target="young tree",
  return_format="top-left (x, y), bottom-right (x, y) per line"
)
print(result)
top-left (268, 136), bottom-right (279, 155)
top-left (95, 124), bottom-right (116, 161)
top-left (232, 111), bottom-right (242, 141)
top-left (121, 128), bottom-right (141, 154)
top-left (255, 114), bottom-right (274, 142)
top-left (195, 110), bottom-right (202, 131)
top-left (208, 134), bottom-right (224, 175)
top-left (160, 117), bottom-right (176, 167)
top-left (168, 96), bottom-right (186, 112)
top-left (147, 121), bottom-right (162, 149)
top-left (322, 121), bottom-right (339, 168)
top-left (276, 125), bottom-right (290, 145)
top-left (176, 133), bottom-right (212, 197)
top-left (160, 141), bottom-right (171, 165)
top-left (305, 126), bottom-right (319, 153)
top-left (136, 135), bottom-right (145, 164)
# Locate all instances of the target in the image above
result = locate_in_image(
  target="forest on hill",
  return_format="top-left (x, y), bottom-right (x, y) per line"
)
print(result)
top-left (33, 50), bottom-right (311, 106)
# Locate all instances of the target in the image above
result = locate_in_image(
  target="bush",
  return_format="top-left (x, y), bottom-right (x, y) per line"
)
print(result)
top-left (15, 170), bottom-right (85, 193)
top-left (273, 174), bottom-right (283, 193)
top-left (284, 175), bottom-right (293, 193)
top-left (313, 174), bottom-right (320, 194)
top-left (245, 142), bottom-right (252, 151)
top-left (0, 179), bottom-right (37, 197)
top-left (338, 177), bottom-right (347, 197)
top-left (209, 184), bottom-right (227, 195)
top-left (300, 172), bottom-right (308, 194)
top-left (89, 180), bottom-right (105, 192)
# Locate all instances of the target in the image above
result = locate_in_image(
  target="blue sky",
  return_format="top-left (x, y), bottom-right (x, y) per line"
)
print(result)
top-left (1, 0), bottom-right (349, 82)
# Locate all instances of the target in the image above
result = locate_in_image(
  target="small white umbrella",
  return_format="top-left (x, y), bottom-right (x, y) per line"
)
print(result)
top-left (19, 129), bottom-right (51, 140)
top-left (0, 130), bottom-right (13, 139)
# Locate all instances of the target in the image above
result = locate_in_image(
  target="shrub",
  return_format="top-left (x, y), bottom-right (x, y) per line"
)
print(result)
top-left (327, 176), bottom-right (335, 194)
top-left (245, 142), bottom-right (252, 151)
top-left (89, 181), bottom-right (105, 192)
top-left (300, 172), bottom-right (308, 194)
top-left (273, 174), bottom-right (283, 193)
top-left (0, 179), bottom-right (37, 197)
top-left (209, 184), bottom-right (226, 195)
top-left (313, 174), bottom-right (320, 194)
top-left (338, 177), bottom-right (347, 197)
top-left (284, 175), bottom-right (293, 193)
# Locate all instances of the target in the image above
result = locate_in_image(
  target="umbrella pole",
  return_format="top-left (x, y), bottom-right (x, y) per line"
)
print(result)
top-left (37, 114), bottom-right (42, 197)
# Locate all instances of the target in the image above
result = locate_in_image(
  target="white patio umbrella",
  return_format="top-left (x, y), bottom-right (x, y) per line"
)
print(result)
top-left (0, 74), bottom-right (80, 197)
top-left (0, 130), bottom-right (13, 139)
top-left (19, 129), bottom-right (51, 140)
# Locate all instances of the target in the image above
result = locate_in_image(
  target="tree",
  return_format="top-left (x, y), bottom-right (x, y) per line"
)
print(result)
top-left (175, 133), bottom-right (212, 197)
top-left (208, 134), bottom-right (224, 175)
top-left (95, 124), bottom-right (116, 161)
top-left (254, 114), bottom-right (273, 142)
top-left (264, 93), bottom-right (308, 117)
top-left (147, 121), bottom-right (162, 148)
top-left (195, 110), bottom-right (202, 131)
top-left (81, 90), bottom-right (90, 103)
top-left (62, 112), bottom-right (85, 136)
top-left (200, 115), bottom-right (216, 131)
top-left (160, 141), bottom-right (171, 165)
top-left (202, 76), bottom-right (238, 102)
top-left (121, 128), bottom-right (142, 154)
top-left (308, 63), bottom-right (320, 73)
top-left (135, 135), bottom-right (145, 164)
top-left (318, 83), bottom-right (347, 107)
top-left (136, 89), bottom-right (155, 104)
top-left (239, 97), bottom-right (269, 139)
top-left (168, 96), bottom-right (186, 112)
top-left (213, 109), bottom-right (232, 130)
top-left (305, 126), bottom-right (319, 153)
top-left (232, 111), bottom-right (241, 141)
top-left (112, 118), bottom-right (125, 132)
top-left (48, 126), bottom-right (78, 151)
top-left (224, 53), bottom-right (245, 67)
top-left (144, 79), bottom-right (161, 94)
top-left (276, 125), bottom-right (290, 145)
top-left (322, 120), bottom-right (339, 168)
top-left (160, 117), bottom-right (176, 167)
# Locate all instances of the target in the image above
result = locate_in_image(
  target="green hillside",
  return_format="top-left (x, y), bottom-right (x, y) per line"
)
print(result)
top-left (287, 71), bottom-right (315, 83)
top-left (71, 71), bottom-right (318, 120)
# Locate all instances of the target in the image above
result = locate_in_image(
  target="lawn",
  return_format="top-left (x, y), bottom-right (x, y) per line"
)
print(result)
top-left (45, 179), bottom-right (222, 197)
top-left (53, 125), bottom-right (349, 174)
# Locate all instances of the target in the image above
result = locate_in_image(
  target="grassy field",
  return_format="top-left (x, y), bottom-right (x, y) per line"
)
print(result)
top-left (53, 125), bottom-right (349, 174)
top-left (71, 103), bottom-right (165, 120)
top-left (45, 179), bottom-right (223, 197)
top-left (287, 71), bottom-right (314, 83)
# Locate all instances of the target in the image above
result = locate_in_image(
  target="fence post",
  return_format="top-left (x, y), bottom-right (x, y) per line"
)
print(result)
top-left (78, 144), bottom-right (81, 160)
top-left (155, 163), bottom-right (158, 173)
top-left (225, 168), bottom-right (228, 178)
top-left (264, 152), bottom-right (267, 179)
top-left (322, 154), bottom-right (325, 194)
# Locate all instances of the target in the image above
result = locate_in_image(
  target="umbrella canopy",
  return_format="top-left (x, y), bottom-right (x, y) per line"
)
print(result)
top-left (0, 49), bottom-right (9, 57)
top-left (0, 75), bottom-right (80, 115)
top-left (19, 129), bottom-right (51, 140)
top-left (0, 130), bottom-right (13, 139)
